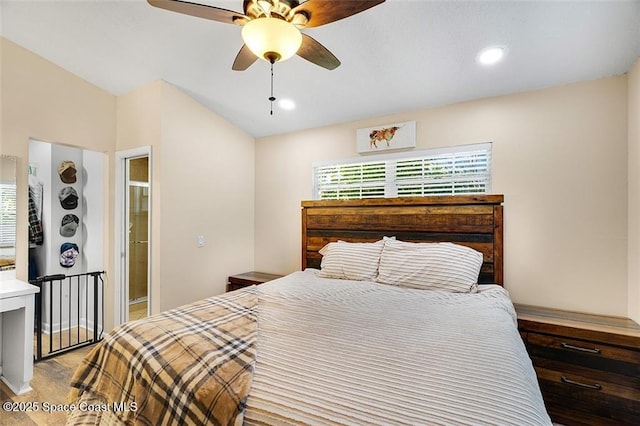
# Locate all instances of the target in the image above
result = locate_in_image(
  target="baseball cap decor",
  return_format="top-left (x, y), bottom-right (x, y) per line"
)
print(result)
top-left (59, 187), bottom-right (79, 210)
top-left (60, 242), bottom-right (79, 267)
top-left (58, 161), bottom-right (77, 184)
top-left (60, 214), bottom-right (79, 237)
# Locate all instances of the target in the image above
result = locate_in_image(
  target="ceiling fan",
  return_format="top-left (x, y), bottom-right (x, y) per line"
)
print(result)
top-left (147, 0), bottom-right (386, 71)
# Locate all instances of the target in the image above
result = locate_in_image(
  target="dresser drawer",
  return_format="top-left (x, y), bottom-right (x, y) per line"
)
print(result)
top-left (516, 304), bottom-right (640, 425)
top-left (535, 364), bottom-right (640, 402)
top-left (527, 332), bottom-right (640, 378)
top-left (532, 356), bottom-right (639, 389)
top-left (536, 366), bottom-right (640, 425)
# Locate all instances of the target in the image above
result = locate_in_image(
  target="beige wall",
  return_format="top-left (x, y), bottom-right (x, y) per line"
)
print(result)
top-left (159, 83), bottom-right (255, 309)
top-left (3, 38), bottom-right (255, 331)
top-left (255, 75), bottom-right (630, 317)
top-left (0, 38), bottom-right (117, 326)
top-left (116, 80), bottom-right (255, 312)
top-left (629, 57), bottom-right (640, 324)
top-left (116, 81), bottom-right (163, 316)
top-left (117, 81), bottom-right (254, 313)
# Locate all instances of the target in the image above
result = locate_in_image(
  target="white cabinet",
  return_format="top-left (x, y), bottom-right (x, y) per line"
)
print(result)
top-left (0, 278), bottom-right (39, 395)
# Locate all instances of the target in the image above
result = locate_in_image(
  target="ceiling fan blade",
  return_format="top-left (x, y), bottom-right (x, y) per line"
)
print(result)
top-left (291, 0), bottom-right (385, 28)
top-left (297, 33), bottom-right (340, 70)
top-left (232, 45), bottom-right (259, 71)
top-left (147, 0), bottom-right (247, 24)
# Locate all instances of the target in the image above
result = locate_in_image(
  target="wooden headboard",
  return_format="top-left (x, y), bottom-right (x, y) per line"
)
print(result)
top-left (301, 195), bottom-right (504, 285)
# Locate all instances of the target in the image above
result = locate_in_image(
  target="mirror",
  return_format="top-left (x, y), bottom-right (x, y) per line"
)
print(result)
top-left (0, 155), bottom-right (17, 271)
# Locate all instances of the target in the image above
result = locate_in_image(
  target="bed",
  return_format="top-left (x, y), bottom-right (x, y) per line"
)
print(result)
top-left (67, 195), bottom-right (551, 425)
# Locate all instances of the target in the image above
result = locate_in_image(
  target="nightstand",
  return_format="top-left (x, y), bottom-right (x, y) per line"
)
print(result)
top-left (227, 271), bottom-right (284, 292)
top-left (515, 304), bottom-right (640, 425)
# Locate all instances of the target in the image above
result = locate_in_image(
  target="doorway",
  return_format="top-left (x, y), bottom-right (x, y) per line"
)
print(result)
top-left (127, 157), bottom-right (149, 320)
top-left (115, 147), bottom-right (151, 325)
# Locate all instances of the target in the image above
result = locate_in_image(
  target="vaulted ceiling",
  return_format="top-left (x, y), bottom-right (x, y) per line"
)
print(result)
top-left (2, 0), bottom-right (639, 138)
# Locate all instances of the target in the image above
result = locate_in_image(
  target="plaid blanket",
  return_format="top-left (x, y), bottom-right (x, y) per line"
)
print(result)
top-left (67, 287), bottom-right (257, 426)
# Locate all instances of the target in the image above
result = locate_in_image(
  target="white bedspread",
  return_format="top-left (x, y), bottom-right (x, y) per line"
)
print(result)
top-left (243, 270), bottom-right (550, 426)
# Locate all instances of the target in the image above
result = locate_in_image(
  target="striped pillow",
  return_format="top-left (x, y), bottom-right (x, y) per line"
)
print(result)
top-left (376, 240), bottom-right (483, 293)
top-left (318, 240), bottom-right (385, 281)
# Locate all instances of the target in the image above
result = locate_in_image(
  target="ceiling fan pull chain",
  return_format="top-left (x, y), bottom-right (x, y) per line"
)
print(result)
top-left (269, 59), bottom-right (276, 115)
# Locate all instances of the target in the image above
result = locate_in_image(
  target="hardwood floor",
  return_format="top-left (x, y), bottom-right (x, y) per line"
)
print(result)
top-left (0, 343), bottom-right (93, 425)
top-left (36, 327), bottom-right (95, 359)
top-left (129, 300), bottom-right (147, 321)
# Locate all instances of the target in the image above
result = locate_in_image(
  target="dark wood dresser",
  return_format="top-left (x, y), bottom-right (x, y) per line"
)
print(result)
top-left (515, 304), bottom-right (640, 425)
top-left (227, 271), bottom-right (284, 292)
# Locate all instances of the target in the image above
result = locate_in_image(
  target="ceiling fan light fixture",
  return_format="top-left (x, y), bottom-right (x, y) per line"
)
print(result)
top-left (241, 17), bottom-right (302, 62)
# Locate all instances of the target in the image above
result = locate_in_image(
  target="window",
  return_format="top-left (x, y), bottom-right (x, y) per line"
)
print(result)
top-left (313, 143), bottom-right (491, 200)
top-left (0, 182), bottom-right (17, 247)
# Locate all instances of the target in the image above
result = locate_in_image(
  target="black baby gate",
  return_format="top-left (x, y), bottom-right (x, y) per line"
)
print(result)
top-left (31, 271), bottom-right (104, 361)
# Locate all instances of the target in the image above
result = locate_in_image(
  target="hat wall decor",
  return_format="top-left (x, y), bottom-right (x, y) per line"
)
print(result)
top-left (58, 160), bottom-right (77, 184)
top-left (60, 214), bottom-right (79, 237)
top-left (60, 242), bottom-right (79, 267)
top-left (59, 187), bottom-right (79, 210)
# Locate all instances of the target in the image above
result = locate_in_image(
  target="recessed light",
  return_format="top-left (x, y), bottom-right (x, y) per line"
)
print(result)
top-left (278, 99), bottom-right (296, 111)
top-left (477, 46), bottom-right (506, 66)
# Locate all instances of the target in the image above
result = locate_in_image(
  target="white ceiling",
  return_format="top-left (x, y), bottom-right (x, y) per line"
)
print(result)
top-left (1, 0), bottom-right (639, 138)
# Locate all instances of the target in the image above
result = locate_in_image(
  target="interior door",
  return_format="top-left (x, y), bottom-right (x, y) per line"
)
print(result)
top-left (126, 156), bottom-right (149, 320)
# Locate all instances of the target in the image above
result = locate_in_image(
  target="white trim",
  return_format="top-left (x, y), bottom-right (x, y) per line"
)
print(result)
top-left (114, 147), bottom-right (151, 327)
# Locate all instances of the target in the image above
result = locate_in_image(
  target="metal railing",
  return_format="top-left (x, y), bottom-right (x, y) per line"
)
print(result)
top-left (31, 271), bottom-right (104, 361)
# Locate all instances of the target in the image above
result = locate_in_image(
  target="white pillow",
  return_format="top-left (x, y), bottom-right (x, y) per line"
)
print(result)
top-left (318, 240), bottom-right (385, 281)
top-left (376, 239), bottom-right (483, 293)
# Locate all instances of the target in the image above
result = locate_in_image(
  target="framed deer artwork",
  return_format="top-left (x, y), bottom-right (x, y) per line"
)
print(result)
top-left (356, 121), bottom-right (416, 153)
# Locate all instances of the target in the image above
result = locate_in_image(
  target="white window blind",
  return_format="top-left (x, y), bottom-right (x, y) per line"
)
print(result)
top-left (0, 182), bottom-right (17, 247)
top-left (314, 161), bottom-right (387, 200)
top-left (313, 143), bottom-right (491, 200)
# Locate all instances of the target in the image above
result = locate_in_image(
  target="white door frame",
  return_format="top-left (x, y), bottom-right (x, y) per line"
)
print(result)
top-left (114, 146), bottom-right (152, 326)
